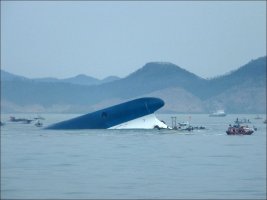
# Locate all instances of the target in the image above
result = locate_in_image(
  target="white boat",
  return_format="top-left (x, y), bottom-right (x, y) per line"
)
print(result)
top-left (171, 118), bottom-right (193, 131)
top-left (176, 121), bottom-right (193, 131)
top-left (209, 110), bottom-right (226, 117)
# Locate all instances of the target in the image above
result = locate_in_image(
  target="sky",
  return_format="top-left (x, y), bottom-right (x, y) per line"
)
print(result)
top-left (1, 1), bottom-right (266, 79)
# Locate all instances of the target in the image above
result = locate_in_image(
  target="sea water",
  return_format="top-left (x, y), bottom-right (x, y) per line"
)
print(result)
top-left (1, 114), bottom-right (266, 199)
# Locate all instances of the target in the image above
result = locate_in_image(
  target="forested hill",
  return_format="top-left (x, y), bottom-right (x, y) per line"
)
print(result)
top-left (1, 70), bottom-right (120, 86)
top-left (1, 56), bottom-right (266, 113)
top-left (202, 56), bottom-right (266, 98)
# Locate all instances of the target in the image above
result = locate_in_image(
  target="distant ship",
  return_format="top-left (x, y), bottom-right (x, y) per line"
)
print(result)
top-left (9, 116), bottom-right (33, 124)
top-left (209, 110), bottom-right (226, 117)
top-left (46, 97), bottom-right (169, 130)
top-left (254, 115), bottom-right (262, 120)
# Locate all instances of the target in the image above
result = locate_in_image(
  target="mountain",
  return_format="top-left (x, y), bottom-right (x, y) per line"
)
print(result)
top-left (204, 82), bottom-right (266, 113)
top-left (61, 74), bottom-right (100, 85)
top-left (100, 76), bottom-right (120, 84)
top-left (86, 62), bottom-right (207, 104)
top-left (118, 62), bottom-right (206, 98)
top-left (203, 56), bottom-right (266, 98)
top-left (1, 56), bottom-right (266, 113)
top-left (1, 70), bottom-right (120, 86)
top-left (1, 70), bottom-right (29, 81)
top-left (33, 74), bottom-right (120, 86)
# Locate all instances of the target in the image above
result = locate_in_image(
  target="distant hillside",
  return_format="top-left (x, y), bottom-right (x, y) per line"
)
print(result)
top-left (34, 74), bottom-right (120, 86)
top-left (119, 62), bottom-right (206, 98)
top-left (100, 76), bottom-right (121, 84)
top-left (137, 87), bottom-right (205, 113)
top-left (204, 82), bottom-right (266, 113)
top-left (1, 56), bottom-right (266, 113)
top-left (61, 74), bottom-right (100, 85)
top-left (202, 56), bottom-right (266, 98)
top-left (0, 70), bottom-right (120, 86)
top-left (1, 70), bottom-right (28, 81)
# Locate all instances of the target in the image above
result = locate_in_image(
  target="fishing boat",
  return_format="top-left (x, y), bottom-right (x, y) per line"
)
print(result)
top-left (174, 121), bottom-right (193, 131)
top-left (226, 125), bottom-right (254, 135)
top-left (209, 110), bottom-right (226, 117)
top-left (226, 119), bottom-right (254, 135)
top-left (170, 117), bottom-right (195, 131)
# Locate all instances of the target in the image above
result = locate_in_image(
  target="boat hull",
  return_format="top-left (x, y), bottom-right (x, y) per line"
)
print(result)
top-left (226, 130), bottom-right (253, 135)
top-left (226, 127), bottom-right (254, 135)
top-left (46, 97), bottom-right (165, 130)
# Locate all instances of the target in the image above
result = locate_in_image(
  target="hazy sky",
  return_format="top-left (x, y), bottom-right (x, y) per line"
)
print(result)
top-left (1, 1), bottom-right (266, 79)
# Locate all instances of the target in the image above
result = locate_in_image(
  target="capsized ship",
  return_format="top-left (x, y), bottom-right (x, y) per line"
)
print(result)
top-left (45, 97), bottom-right (168, 130)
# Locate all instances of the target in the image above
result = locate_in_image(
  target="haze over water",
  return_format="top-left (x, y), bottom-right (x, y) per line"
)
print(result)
top-left (2, 1), bottom-right (266, 79)
top-left (1, 113), bottom-right (266, 199)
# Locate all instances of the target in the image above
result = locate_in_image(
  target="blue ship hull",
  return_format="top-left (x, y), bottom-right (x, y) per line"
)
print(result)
top-left (45, 97), bottom-right (164, 129)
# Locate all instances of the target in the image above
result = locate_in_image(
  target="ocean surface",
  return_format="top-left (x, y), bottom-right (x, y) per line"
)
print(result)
top-left (1, 113), bottom-right (266, 199)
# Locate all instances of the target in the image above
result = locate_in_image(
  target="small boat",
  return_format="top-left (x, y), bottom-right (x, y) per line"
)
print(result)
top-left (9, 116), bottom-right (23, 122)
top-left (226, 119), bottom-right (254, 135)
top-left (193, 126), bottom-right (206, 130)
top-left (176, 122), bottom-right (193, 131)
top-left (171, 120), bottom-right (193, 131)
top-left (35, 120), bottom-right (43, 127)
top-left (9, 116), bottom-right (33, 124)
top-left (22, 119), bottom-right (33, 124)
top-left (226, 125), bottom-right (254, 135)
top-left (235, 118), bottom-right (251, 124)
top-left (254, 115), bottom-right (262, 120)
top-left (209, 110), bottom-right (226, 117)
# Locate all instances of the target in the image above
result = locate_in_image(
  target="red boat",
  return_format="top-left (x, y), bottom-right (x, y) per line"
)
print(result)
top-left (226, 125), bottom-right (254, 135)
